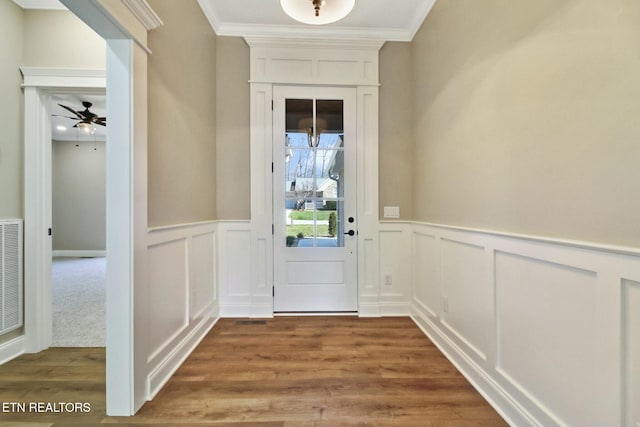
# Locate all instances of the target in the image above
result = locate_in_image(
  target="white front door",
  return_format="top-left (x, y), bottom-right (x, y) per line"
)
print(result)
top-left (273, 86), bottom-right (358, 312)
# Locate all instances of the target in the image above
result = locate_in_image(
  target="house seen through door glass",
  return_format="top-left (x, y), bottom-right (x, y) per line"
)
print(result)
top-left (284, 98), bottom-right (345, 248)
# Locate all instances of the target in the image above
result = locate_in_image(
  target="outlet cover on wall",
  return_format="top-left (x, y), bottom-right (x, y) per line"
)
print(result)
top-left (383, 206), bottom-right (400, 219)
top-left (384, 273), bottom-right (392, 286)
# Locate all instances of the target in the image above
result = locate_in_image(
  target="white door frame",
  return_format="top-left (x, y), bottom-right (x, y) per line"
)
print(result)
top-left (247, 38), bottom-right (382, 317)
top-left (22, 68), bottom-right (107, 353)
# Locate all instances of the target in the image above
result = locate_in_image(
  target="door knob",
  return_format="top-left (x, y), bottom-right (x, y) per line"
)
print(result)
top-left (344, 230), bottom-right (355, 236)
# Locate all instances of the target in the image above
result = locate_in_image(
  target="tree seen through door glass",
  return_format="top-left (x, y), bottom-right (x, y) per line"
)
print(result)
top-left (284, 99), bottom-right (344, 248)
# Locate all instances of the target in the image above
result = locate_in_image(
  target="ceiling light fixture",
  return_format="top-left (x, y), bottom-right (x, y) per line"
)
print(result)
top-left (76, 121), bottom-right (93, 134)
top-left (299, 117), bottom-right (327, 147)
top-left (280, 0), bottom-right (355, 25)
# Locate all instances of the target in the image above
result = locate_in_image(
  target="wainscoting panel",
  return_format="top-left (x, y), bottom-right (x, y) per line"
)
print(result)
top-left (624, 279), bottom-right (640, 427)
top-left (412, 231), bottom-right (440, 319)
top-left (378, 223), bottom-right (411, 315)
top-left (495, 251), bottom-right (598, 427)
top-left (225, 231), bottom-right (252, 297)
top-left (145, 222), bottom-right (218, 399)
top-left (190, 231), bottom-right (216, 321)
top-left (218, 222), bottom-right (254, 317)
top-left (441, 239), bottom-right (490, 363)
top-left (411, 222), bottom-right (640, 427)
top-left (147, 238), bottom-right (188, 361)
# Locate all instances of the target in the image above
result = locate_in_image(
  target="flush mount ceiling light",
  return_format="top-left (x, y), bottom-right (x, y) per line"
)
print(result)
top-left (280, 0), bottom-right (356, 25)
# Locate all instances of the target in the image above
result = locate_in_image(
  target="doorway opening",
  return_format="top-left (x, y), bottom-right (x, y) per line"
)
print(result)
top-left (50, 93), bottom-right (106, 347)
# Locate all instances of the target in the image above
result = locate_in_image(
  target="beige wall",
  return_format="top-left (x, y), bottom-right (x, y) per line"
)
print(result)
top-left (52, 140), bottom-right (106, 251)
top-left (216, 36), bottom-right (251, 220)
top-left (0, 6), bottom-right (106, 221)
top-left (147, 0), bottom-right (217, 227)
top-left (22, 10), bottom-right (105, 68)
top-left (213, 39), bottom-right (407, 221)
top-left (379, 42), bottom-right (413, 220)
top-left (411, 0), bottom-right (640, 248)
top-left (0, 1), bottom-right (24, 219)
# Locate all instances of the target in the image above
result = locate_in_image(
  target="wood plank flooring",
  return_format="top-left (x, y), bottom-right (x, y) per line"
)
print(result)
top-left (0, 317), bottom-right (508, 426)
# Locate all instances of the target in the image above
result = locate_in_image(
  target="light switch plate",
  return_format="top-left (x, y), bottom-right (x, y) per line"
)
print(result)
top-left (383, 206), bottom-right (400, 219)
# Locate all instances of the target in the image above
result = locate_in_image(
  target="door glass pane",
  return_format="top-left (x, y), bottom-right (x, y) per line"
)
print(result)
top-left (284, 98), bottom-right (345, 248)
top-left (316, 100), bottom-right (344, 149)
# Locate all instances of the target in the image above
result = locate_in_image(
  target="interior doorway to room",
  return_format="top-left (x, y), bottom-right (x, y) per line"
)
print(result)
top-left (272, 86), bottom-right (358, 312)
top-left (49, 93), bottom-right (106, 347)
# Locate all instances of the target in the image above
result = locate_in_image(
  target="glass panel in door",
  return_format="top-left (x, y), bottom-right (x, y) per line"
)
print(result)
top-left (284, 99), bottom-right (345, 248)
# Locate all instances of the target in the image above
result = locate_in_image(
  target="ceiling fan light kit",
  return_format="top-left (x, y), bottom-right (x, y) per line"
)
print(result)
top-left (54, 101), bottom-right (106, 136)
top-left (280, 0), bottom-right (356, 25)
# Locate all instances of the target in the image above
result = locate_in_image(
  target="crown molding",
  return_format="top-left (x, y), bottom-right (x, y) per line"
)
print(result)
top-left (121, 0), bottom-right (163, 31)
top-left (408, 0), bottom-right (437, 40)
top-left (196, 0), bottom-right (436, 42)
top-left (197, 0), bottom-right (222, 35)
top-left (12, 0), bottom-right (66, 10)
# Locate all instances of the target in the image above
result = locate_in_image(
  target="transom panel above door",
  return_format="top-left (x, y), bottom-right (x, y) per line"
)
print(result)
top-left (273, 86), bottom-right (357, 312)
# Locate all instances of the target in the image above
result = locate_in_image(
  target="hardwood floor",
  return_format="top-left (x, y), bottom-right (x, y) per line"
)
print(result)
top-left (0, 317), bottom-right (508, 426)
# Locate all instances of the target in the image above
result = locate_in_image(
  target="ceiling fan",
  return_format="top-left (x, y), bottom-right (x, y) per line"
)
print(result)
top-left (54, 101), bottom-right (106, 129)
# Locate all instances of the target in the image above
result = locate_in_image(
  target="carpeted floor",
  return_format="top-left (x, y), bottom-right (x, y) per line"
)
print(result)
top-left (52, 256), bottom-right (106, 347)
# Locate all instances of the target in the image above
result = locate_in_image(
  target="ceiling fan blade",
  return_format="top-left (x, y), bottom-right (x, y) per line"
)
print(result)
top-left (57, 104), bottom-right (83, 119)
top-left (52, 114), bottom-right (80, 120)
top-left (95, 122), bottom-right (106, 126)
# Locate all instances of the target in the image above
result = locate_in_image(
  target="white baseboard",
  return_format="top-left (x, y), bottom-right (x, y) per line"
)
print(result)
top-left (358, 303), bottom-right (381, 317)
top-left (147, 315), bottom-right (218, 400)
top-left (0, 335), bottom-right (25, 365)
top-left (53, 250), bottom-right (106, 258)
top-left (379, 302), bottom-right (410, 316)
top-left (220, 303), bottom-right (274, 318)
top-left (250, 303), bottom-right (274, 318)
top-left (220, 303), bottom-right (252, 318)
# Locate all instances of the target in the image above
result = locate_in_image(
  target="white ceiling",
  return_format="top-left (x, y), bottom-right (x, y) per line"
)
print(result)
top-left (196, 0), bottom-right (436, 42)
top-left (50, 94), bottom-right (106, 142)
top-left (14, 0), bottom-right (436, 42)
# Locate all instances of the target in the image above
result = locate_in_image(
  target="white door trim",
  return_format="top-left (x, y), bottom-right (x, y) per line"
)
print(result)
top-left (247, 38), bottom-right (381, 317)
top-left (22, 67), bottom-right (107, 353)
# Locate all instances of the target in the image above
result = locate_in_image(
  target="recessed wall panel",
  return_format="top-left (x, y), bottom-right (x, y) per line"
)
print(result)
top-left (190, 232), bottom-right (215, 318)
top-left (226, 230), bottom-right (252, 297)
top-left (379, 230), bottom-right (409, 298)
top-left (495, 251), bottom-right (598, 427)
top-left (412, 232), bottom-right (439, 317)
top-left (270, 58), bottom-right (313, 81)
top-left (441, 239), bottom-right (490, 360)
top-left (148, 239), bottom-right (188, 359)
top-left (317, 60), bottom-right (360, 82)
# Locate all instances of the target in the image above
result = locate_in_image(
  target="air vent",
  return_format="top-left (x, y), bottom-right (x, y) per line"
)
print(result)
top-left (0, 220), bottom-right (23, 335)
